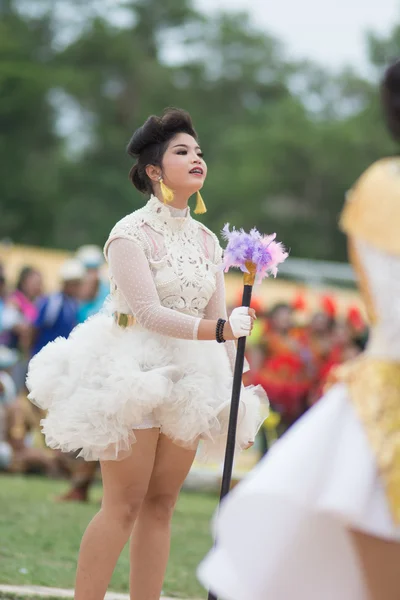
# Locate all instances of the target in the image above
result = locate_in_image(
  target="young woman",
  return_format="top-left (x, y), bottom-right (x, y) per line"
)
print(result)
top-left (27, 108), bottom-right (263, 600)
top-left (7, 266), bottom-right (43, 391)
top-left (198, 61), bottom-right (400, 600)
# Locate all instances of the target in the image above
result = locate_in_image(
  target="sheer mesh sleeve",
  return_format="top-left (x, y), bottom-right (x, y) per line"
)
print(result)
top-left (203, 269), bottom-right (236, 374)
top-left (108, 238), bottom-right (201, 340)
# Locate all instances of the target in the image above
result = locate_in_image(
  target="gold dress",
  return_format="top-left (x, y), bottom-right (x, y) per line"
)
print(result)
top-left (198, 158), bottom-right (400, 600)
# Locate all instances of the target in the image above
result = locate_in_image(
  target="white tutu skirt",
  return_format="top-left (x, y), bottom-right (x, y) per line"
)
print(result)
top-left (26, 313), bottom-right (264, 461)
top-left (198, 383), bottom-right (400, 600)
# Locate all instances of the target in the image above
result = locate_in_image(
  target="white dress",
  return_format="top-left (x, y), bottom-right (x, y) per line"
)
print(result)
top-left (27, 196), bottom-right (264, 461)
top-left (198, 241), bottom-right (400, 600)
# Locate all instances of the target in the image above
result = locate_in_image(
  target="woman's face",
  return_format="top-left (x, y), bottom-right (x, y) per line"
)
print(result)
top-left (161, 132), bottom-right (207, 195)
top-left (23, 271), bottom-right (43, 299)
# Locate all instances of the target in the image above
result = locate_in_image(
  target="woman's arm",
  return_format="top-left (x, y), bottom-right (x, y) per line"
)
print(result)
top-left (204, 269), bottom-right (253, 372)
top-left (108, 238), bottom-right (248, 341)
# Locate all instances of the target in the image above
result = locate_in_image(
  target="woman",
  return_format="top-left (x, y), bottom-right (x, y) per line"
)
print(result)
top-left (7, 266), bottom-right (43, 391)
top-left (198, 61), bottom-right (400, 600)
top-left (27, 108), bottom-right (263, 600)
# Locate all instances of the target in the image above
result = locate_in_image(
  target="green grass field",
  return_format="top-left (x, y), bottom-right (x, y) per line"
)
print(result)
top-left (0, 475), bottom-right (217, 598)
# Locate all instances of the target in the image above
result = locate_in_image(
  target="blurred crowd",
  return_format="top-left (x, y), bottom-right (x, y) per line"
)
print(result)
top-left (0, 245), bottom-right (109, 497)
top-left (0, 247), bottom-right (368, 501)
top-left (243, 293), bottom-right (367, 444)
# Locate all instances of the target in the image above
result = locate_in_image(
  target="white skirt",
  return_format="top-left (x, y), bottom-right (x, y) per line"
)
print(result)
top-left (198, 383), bottom-right (400, 600)
top-left (26, 313), bottom-right (264, 461)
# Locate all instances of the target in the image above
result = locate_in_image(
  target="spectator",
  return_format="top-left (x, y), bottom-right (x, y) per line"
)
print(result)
top-left (6, 267), bottom-right (43, 391)
top-left (75, 245), bottom-right (109, 323)
top-left (8, 266), bottom-right (43, 332)
top-left (251, 303), bottom-right (311, 431)
top-left (308, 320), bottom-right (362, 405)
top-left (0, 263), bottom-right (5, 303)
top-left (306, 311), bottom-right (336, 360)
top-left (32, 259), bottom-right (84, 356)
top-left (0, 263), bottom-right (8, 344)
top-left (0, 346), bottom-right (18, 471)
top-left (0, 345), bottom-right (55, 474)
top-left (57, 246), bottom-right (108, 502)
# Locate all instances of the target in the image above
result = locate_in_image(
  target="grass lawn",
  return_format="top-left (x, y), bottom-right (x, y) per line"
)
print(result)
top-left (0, 475), bottom-right (217, 598)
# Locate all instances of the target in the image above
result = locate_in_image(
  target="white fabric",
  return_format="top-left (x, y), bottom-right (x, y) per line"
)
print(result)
top-left (104, 195), bottom-right (221, 331)
top-left (356, 240), bottom-right (400, 360)
top-left (106, 195), bottom-right (245, 372)
top-left (108, 238), bottom-right (202, 340)
top-left (198, 240), bottom-right (400, 599)
top-left (199, 384), bottom-right (400, 600)
top-left (26, 196), bottom-right (264, 460)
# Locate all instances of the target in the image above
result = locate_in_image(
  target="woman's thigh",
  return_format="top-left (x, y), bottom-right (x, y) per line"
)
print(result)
top-left (100, 428), bottom-right (160, 510)
top-left (145, 434), bottom-right (198, 503)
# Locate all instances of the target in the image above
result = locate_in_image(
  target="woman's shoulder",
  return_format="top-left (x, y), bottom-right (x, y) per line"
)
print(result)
top-left (103, 206), bottom-right (149, 259)
top-left (340, 156), bottom-right (400, 247)
top-left (340, 157), bottom-right (400, 233)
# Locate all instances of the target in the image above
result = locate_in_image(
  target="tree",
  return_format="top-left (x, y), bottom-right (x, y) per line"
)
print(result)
top-left (0, 2), bottom-right (60, 244)
top-left (0, 0), bottom-right (398, 261)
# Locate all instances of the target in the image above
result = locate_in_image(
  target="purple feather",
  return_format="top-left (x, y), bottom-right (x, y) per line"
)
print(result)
top-left (221, 224), bottom-right (288, 283)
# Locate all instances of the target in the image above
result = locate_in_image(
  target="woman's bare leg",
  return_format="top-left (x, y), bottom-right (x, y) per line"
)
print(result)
top-left (129, 435), bottom-right (198, 600)
top-left (350, 529), bottom-right (400, 600)
top-left (74, 428), bottom-right (160, 600)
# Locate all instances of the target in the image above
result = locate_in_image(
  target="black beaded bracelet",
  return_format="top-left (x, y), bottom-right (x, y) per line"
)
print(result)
top-left (216, 318), bottom-right (227, 343)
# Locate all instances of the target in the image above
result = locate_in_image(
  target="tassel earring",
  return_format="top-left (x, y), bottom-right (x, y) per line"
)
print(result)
top-left (159, 178), bottom-right (174, 204)
top-left (194, 190), bottom-right (207, 214)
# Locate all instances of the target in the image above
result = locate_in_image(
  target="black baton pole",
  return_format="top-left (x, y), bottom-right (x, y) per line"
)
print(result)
top-left (207, 265), bottom-right (254, 600)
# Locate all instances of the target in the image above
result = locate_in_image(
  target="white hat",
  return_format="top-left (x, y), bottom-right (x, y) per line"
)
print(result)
top-left (59, 259), bottom-right (85, 282)
top-left (75, 245), bottom-right (104, 269)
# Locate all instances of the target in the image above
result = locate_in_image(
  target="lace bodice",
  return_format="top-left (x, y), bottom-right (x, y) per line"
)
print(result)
top-left (103, 195), bottom-right (228, 343)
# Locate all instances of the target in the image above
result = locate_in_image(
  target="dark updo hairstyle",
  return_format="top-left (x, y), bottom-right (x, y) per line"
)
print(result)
top-left (381, 59), bottom-right (400, 141)
top-left (127, 108), bottom-right (198, 195)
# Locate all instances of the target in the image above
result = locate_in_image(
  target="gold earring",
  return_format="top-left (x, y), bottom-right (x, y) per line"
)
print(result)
top-left (159, 178), bottom-right (174, 204)
top-left (194, 190), bottom-right (207, 214)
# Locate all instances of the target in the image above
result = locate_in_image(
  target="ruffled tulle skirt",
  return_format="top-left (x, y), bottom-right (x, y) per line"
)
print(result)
top-left (26, 313), bottom-right (265, 461)
top-left (198, 383), bottom-right (400, 600)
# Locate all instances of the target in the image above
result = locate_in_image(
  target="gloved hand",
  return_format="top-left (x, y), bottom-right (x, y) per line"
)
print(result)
top-left (228, 306), bottom-right (256, 339)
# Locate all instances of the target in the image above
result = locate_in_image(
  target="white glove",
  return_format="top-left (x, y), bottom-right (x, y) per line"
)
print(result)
top-left (228, 306), bottom-right (252, 338)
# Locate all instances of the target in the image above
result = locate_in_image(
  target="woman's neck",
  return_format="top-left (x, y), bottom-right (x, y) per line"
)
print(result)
top-left (168, 195), bottom-right (190, 210)
top-left (153, 184), bottom-right (190, 210)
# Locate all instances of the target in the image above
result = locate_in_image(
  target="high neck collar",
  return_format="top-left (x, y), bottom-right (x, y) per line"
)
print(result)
top-left (147, 195), bottom-right (190, 221)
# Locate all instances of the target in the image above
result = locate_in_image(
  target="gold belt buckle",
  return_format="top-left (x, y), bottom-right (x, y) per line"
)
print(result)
top-left (114, 312), bottom-right (136, 328)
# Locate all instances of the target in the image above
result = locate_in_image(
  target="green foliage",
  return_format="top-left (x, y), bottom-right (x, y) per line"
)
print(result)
top-left (0, 0), bottom-right (397, 259)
